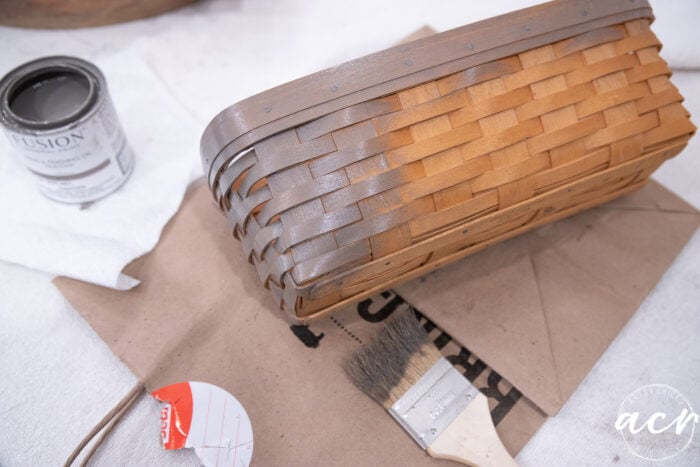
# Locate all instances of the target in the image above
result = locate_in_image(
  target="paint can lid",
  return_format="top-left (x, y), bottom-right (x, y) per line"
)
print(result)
top-left (0, 56), bottom-right (103, 131)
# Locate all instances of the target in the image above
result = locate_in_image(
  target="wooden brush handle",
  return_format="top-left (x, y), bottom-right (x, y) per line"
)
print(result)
top-left (427, 392), bottom-right (518, 467)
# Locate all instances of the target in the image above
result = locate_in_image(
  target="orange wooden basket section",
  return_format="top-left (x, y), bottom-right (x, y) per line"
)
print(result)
top-left (201, 0), bottom-right (695, 323)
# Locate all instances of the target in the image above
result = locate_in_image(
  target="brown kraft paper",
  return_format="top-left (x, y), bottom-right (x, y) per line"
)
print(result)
top-left (55, 177), bottom-right (699, 465)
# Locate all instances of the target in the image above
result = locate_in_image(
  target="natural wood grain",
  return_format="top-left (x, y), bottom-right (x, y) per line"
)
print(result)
top-left (427, 392), bottom-right (517, 466)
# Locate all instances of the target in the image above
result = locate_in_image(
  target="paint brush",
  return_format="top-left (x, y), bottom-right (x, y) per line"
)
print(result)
top-left (344, 310), bottom-right (518, 466)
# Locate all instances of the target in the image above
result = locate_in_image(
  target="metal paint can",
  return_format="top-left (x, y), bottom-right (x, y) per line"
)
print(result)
top-left (0, 56), bottom-right (134, 203)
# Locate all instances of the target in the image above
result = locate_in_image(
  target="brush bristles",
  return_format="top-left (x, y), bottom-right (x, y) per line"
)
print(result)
top-left (344, 310), bottom-right (442, 408)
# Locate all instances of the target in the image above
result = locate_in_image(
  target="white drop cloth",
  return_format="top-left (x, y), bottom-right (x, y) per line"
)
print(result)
top-left (0, 54), bottom-right (200, 289)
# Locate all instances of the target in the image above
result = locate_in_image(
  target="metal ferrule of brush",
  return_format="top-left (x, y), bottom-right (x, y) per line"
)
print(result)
top-left (389, 357), bottom-right (480, 449)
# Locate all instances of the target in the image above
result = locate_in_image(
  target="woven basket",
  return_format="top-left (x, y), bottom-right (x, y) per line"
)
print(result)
top-left (201, 0), bottom-right (695, 323)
